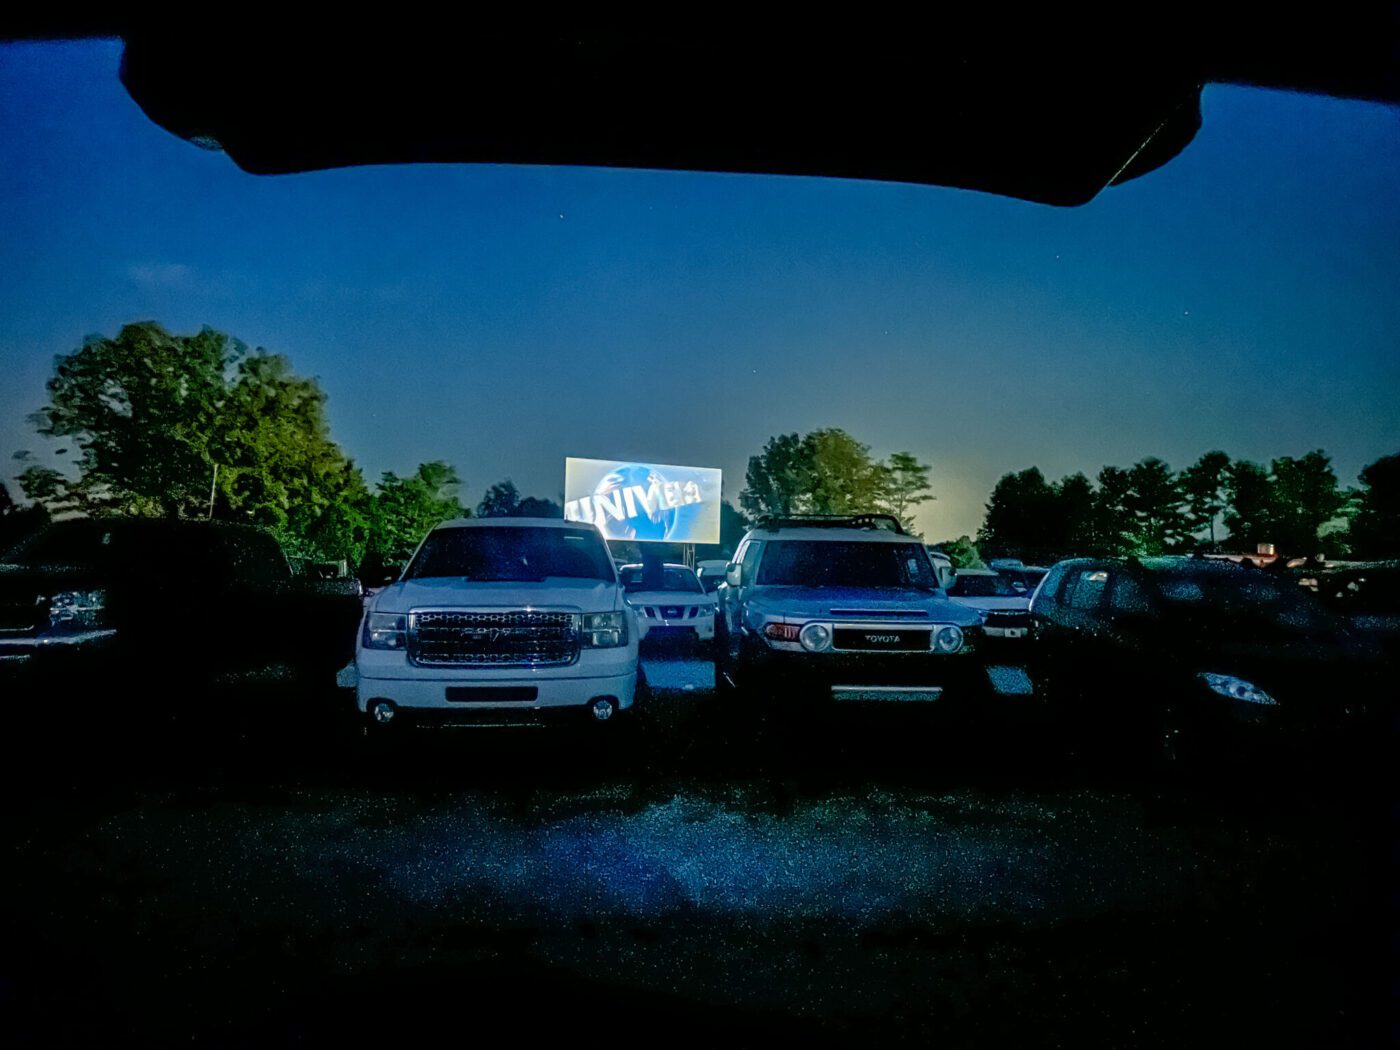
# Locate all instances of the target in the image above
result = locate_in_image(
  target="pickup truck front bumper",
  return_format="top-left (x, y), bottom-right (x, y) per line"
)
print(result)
top-left (356, 645), bottom-right (639, 718)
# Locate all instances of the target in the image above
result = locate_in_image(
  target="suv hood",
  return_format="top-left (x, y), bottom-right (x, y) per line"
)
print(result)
top-left (749, 585), bottom-right (981, 626)
top-left (373, 576), bottom-right (620, 614)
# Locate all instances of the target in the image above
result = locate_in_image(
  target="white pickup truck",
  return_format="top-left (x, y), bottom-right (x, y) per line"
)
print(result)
top-left (356, 518), bottom-right (641, 728)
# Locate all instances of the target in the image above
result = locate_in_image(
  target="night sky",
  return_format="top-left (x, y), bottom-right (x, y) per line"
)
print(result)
top-left (2, 40), bottom-right (1397, 539)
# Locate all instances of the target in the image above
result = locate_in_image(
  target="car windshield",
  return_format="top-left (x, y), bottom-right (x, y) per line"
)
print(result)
top-left (698, 574), bottom-right (724, 593)
top-left (755, 540), bottom-right (937, 589)
top-left (950, 573), bottom-right (1022, 598)
top-left (404, 526), bottom-right (613, 582)
top-left (620, 566), bottom-right (703, 594)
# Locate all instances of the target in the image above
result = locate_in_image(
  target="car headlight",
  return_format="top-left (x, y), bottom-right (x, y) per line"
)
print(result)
top-left (582, 611), bottom-right (628, 648)
top-left (362, 612), bottom-right (407, 650)
top-left (47, 589), bottom-right (106, 630)
top-left (933, 625), bottom-right (965, 653)
top-left (1199, 672), bottom-right (1277, 706)
top-left (799, 622), bottom-right (833, 652)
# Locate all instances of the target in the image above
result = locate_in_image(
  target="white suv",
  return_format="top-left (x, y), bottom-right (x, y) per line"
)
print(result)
top-left (356, 518), bottom-right (641, 727)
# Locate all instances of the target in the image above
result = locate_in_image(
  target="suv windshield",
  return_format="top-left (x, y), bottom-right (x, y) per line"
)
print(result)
top-left (405, 527), bottom-right (613, 583)
top-left (755, 540), bottom-right (937, 589)
top-left (620, 566), bottom-right (703, 594)
top-left (950, 573), bottom-right (1022, 598)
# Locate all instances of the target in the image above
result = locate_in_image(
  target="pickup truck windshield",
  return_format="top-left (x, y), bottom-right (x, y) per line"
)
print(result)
top-left (405, 526), bottom-right (614, 582)
top-left (755, 541), bottom-right (937, 590)
top-left (620, 567), bottom-right (703, 593)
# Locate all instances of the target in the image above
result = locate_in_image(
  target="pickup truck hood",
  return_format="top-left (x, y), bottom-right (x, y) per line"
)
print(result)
top-left (373, 576), bottom-right (621, 614)
top-left (950, 596), bottom-right (1030, 612)
top-left (748, 585), bottom-right (981, 626)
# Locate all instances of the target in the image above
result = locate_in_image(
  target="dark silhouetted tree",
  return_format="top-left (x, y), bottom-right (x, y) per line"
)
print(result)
top-left (1179, 450), bottom-right (1231, 548)
top-left (1349, 452), bottom-right (1400, 558)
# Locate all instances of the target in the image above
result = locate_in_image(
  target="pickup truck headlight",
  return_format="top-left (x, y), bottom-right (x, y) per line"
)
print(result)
top-left (362, 612), bottom-right (407, 650)
top-left (1199, 672), bottom-right (1277, 706)
top-left (48, 589), bottom-right (106, 630)
top-left (582, 611), bottom-right (628, 648)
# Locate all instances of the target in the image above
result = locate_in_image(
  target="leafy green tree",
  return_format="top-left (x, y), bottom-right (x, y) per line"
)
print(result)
top-left (1179, 450), bottom-right (1231, 548)
top-left (18, 322), bottom-right (369, 561)
top-left (935, 535), bottom-right (983, 569)
top-left (1122, 457), bottom-right (1187, 554)
top-left (21, 322), bottom-right (236, 517)
top-left (362, 461), bottom-right (467, 577)
top-left (213, 351), bottom-right (369, 558)
top-left (1349, 452), bottom-right (1400, 558)
top-left (741, 433), bottom-right (812, 519)
top-left (803, 429), bottom-right (891, 515)
top-left (879, 451), bottom-right (934, 532)
top-left (740, 429), bottom-right (889, 519)
top-left (1267, 450), bottom-right (1348, 556)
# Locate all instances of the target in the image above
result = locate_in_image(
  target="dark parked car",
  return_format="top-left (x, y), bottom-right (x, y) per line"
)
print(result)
top-left (0, 518), bottom-right (364, 707)
top-left (1028, 556), bottom-right (1383, 764)
top-left (1293, 560), bottom-right (1400, 663)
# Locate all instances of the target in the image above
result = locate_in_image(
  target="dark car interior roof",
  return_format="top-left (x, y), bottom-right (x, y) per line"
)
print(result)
top-left (3, 12), bottom-right (1397, 206)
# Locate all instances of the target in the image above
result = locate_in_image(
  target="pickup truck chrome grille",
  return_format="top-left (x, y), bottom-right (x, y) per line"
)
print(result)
top-left (407, 610), bottom-right (580, 667)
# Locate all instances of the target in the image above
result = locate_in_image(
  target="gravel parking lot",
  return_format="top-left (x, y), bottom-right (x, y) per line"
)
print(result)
top-left (1, 653), bottom-right (1388, 1046)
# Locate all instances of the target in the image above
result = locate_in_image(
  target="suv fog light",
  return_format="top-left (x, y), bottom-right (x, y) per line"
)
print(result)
top-left (590, 697), bottom-right (617, 721)
top-left (933, 625), bottom-right (965, 653)
top-left (368, 700), bottom-right (397, 724)
top-left (799, 622), bottom-right (833, 652)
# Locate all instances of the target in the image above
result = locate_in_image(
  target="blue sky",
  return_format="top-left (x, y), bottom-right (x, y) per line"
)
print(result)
top-left (2, 39), bottom-right (1398, 538)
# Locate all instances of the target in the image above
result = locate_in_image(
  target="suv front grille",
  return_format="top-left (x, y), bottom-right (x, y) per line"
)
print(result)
top-left (408, 610), bottom-right (580, 667)
top-left (831, 627), bottom-right (932, 653)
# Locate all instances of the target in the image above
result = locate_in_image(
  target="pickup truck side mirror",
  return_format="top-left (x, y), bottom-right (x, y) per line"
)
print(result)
top-left (725, 562), bottom-right (742, 588)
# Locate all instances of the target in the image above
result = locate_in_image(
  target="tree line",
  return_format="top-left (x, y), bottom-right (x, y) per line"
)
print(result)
top-left (7, 322), bottom-right (565, 575)
top-left (971, 450), bottom-right (1398, 565)
top-left (7, 322), bottom-right (1396, 572)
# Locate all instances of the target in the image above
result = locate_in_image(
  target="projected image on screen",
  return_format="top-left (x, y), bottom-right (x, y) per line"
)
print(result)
top-left (564, 458), bottom-right (721, 544)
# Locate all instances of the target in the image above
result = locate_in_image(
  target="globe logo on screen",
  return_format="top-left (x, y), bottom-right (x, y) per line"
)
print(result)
top-left (594, 465), bottom-right (678, 541)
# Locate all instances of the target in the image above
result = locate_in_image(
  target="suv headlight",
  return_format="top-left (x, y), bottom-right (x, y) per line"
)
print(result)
top-left (933, 625), bottom-right (965, 653)
top-left (799, 622), bottom-right (833, 652)
top-left (362, 612), bottom-right (407, 650)
top-left (1199, 672), bottom-right (1277, 706)
top-left (582, 611), bottom-right (628, 648)
top-left (48, 589), bottom-right (106, 630)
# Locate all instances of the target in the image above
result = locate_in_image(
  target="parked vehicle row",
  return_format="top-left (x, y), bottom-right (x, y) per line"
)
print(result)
top-left (4, 512), bottom-right (1386, 767)
top-left (0, 518), bottom-right (363, 701)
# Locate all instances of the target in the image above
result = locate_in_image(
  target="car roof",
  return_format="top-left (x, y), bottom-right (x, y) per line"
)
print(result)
top-left (745, 527), bottom-right (919, 544)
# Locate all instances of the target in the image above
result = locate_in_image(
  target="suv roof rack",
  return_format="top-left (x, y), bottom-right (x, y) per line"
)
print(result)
top-left (755, 513), bottom-right (908, 535)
